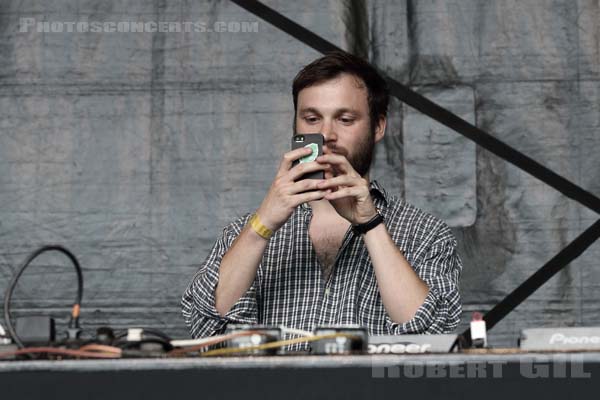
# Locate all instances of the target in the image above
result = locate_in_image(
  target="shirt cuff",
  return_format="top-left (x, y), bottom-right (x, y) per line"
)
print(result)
top-left (195, 262), bottom-right (259, 323)
top-left (384, 287), bottom-right (450, 335)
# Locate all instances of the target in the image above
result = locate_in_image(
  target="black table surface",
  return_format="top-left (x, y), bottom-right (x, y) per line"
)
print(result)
top-left (1, 352), bottom-right (599, 399)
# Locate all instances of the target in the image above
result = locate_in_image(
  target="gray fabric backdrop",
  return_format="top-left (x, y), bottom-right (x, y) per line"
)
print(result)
top-left (0, 0), bottom-right (598, 347)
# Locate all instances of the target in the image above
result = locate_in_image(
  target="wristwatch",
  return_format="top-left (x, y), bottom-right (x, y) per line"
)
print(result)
top-left (352, 213), bottom-right (384, 235)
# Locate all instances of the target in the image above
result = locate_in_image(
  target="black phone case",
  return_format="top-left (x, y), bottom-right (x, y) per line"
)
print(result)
top-left (291, 133), bottom-right (324, 180)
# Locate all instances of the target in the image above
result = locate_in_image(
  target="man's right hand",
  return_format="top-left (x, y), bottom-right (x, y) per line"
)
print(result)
top-left (215, 147), bottom-right (328, 316)
top-left (255, 146), bottom-right (329, 233)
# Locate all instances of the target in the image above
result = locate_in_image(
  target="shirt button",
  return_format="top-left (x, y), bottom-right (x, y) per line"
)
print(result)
top-left (325, 288), bottom-right (330, 296)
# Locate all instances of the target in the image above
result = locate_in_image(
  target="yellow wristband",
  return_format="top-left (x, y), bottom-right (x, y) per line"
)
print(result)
top-left (249, 213), bottom-right (273, 240)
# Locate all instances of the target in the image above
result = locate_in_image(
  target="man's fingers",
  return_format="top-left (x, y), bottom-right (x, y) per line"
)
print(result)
top-left (276, 147), bottom-right (315, 176)
top-left (317, 175), bottom-right (365, 190)
top-left (288, 161), bottom-right (328, 182)
top-left (324, 186), bottom-right (363, 201)
top-left (289, 178), bottom-right (324, 194)
top-left (316, 153), bottom-right (355, 175)
top-left (292, 190), bottom-right (328, 205)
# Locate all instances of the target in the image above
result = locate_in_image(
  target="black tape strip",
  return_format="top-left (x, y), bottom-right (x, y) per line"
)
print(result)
top-left (231, 0), bottom-right (600, 215)
top-left (231, 0), bottom-right (600, 334)
top-left (230, 0), bottom-right (342, 54)
top-left (462, 218), bottom-right (600, 342)
top-left (386, 80), bottom-right (600, 215)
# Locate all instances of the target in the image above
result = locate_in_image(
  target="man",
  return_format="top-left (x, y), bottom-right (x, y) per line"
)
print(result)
top-left (182, 52), bottom-right (462, 341)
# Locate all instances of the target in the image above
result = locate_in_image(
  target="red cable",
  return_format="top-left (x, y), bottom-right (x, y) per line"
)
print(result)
top-left (0, 346), bottom-right (121, 359)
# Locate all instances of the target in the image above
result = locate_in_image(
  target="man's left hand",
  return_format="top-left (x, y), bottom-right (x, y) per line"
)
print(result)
top-left (315, 153), bottom-right (378, 224)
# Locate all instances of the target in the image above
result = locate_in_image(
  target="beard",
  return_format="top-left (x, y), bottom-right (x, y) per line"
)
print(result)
top-left (348, 132), bottom-right (375, 177)
top-left (330, 131), bottom-right (375, 178)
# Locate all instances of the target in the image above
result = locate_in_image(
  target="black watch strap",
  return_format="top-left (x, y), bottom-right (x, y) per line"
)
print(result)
top-left (352, 213), bottom-right (384, 235)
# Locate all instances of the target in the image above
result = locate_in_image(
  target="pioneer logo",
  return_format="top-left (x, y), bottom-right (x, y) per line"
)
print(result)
top-left (549, 333), bottom-right (600, 345)
top-left (368, 343), bottom-right (432, 354)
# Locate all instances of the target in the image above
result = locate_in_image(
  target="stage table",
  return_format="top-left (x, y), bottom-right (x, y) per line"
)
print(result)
top-left (1, 352), bottom-right (599, 399)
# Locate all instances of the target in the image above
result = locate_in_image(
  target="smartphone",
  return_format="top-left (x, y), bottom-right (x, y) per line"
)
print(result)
top-left (291, 133), bottom-right (324, 180)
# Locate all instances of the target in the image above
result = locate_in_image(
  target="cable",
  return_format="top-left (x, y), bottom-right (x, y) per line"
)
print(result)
top-left (170, 337), bottom-right (221, 348)
top-left (3, 245), bottom-right (84, 349)
top-left (78, 344), bottom-right (122, 355)
top-left (0, 346), bottom-right (120, 360)
top-left (114, 328), bottom-right (172, 342)
top-left (168, 330), bottom-right (264, 356)
top-left (279, 326), bottom-right (314, 337)
top-left (170, 326), bottom-right (312, 349)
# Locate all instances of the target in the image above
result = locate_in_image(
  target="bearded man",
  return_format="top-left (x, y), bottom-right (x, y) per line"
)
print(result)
top-left (182, 52), bottom-right (462, 343)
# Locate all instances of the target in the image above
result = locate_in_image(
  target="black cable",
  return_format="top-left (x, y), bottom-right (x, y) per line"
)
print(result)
top-left (117, 338), bottom-right (173, 352)
top-left (3, 245), bottom-right (84, 349)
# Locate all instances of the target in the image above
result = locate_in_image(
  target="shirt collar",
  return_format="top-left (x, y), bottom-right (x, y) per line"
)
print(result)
top-left (369, 180), bottom-right (389, 208)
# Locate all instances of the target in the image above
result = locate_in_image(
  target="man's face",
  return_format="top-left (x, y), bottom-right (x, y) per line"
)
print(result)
top-left (294, 73), bottom-right (385, 177)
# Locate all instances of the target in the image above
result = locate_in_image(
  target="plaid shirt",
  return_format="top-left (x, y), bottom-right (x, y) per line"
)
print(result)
top-left (182, 181), bottom-right (462, 341)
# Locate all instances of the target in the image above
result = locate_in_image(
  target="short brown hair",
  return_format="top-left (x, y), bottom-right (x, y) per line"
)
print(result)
top-left (292, 51), bottom-right (389, 133)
